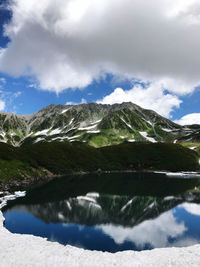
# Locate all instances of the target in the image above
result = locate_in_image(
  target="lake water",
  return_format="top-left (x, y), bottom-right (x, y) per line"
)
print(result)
top-left (3, 172), bottom-right (200, 252)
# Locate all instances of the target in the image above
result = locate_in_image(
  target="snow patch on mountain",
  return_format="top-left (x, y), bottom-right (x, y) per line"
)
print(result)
top-left (0, 131), bottom-right (6, 137)
top-left (87, 130), bottom-right (100, 134)
top-left (189, 147), bottom-right (197, 150)
top-left (144, 119), bottom-right (153, 126)
top-left (61, 108), bottom-right (71, 114)
top-left (69, 118), bottom-right (74, 125)
top-left (90, 119), bottom-right (102, 125)
top-left (78, 125), bottom-right (97, 131)
top-left (68, 135), bottom-right (81, 140)
top-left (65, 127), bottom-right (78, 133)
top-left (139, 132), bottom-right (157, 143)
top-left (162, 128), bottom-right (173, 132)
top-left (51, 136), bottom-right (69, 142)
top-left (121, 117), bottom-right (132, 129)
top-left (35, 129), bottom-right (50, 136)
top-left (34, 137), bottom-right (45, 143)
top-left (49, 128), bottom-right (63, 135)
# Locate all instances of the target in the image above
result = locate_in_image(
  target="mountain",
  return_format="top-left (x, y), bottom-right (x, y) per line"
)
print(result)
top-left (0, 102), bottom-right (199, 147)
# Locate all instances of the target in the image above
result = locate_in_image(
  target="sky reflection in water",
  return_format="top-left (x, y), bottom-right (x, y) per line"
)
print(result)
top-left (3, 173), bottom-right (200, 252)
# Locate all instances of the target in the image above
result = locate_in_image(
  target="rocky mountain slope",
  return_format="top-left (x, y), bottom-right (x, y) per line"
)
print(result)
top-left (0, 102), bottom-right (199, 147)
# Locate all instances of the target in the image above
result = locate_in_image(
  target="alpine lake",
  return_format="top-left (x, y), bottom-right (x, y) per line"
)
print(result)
top-left (2, 172), bottom-right (200, 253)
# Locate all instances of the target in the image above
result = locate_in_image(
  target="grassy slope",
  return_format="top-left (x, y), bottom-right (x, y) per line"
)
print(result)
top-left (0, 141), bottom-right (199, 184)
top-left (181, 143), bottom-right (200, 155)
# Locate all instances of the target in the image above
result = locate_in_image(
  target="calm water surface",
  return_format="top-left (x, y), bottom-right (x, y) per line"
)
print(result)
top-left (3, 172), bottom-right (200, 252)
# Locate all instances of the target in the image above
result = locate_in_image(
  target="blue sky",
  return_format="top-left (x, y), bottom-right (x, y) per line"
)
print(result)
top-left (0, 0), bottom-right (200, 125)
top-left (0, 4), bottom-right (135, 115)
top-left (0, 72), bottom-right (133, 115)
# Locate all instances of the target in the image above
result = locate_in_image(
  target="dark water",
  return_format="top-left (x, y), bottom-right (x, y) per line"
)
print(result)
top-left (3, 172), bottom-right (200, 252)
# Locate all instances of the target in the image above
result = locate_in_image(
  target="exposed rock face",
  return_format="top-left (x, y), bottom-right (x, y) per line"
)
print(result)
top-left (0, 102), bottom-right (199, 147)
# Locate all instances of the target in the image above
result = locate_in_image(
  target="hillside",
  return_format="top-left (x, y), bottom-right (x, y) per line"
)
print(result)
top-left (0, 141), bottom-right (199, 189)
top-left (0, 102), bottom-right (199, 147)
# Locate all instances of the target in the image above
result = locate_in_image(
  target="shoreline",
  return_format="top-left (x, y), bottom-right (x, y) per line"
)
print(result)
top-left (0, 208), bottom-right (200, 266)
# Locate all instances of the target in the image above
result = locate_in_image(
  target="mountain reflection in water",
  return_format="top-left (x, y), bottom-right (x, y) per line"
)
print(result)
top-left (3, 172), bottom-right (200, 252)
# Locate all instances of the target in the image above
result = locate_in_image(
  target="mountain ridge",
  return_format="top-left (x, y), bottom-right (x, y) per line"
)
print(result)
top-left (0, 102), bottom-right (199, 147)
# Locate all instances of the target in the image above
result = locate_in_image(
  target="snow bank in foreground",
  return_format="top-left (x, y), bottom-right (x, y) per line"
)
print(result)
top-left (0, 191), bottom-right (26, 209)
top-left (1, 192), bottom-right (200, 266)
top-left (0, 211), bottom-right (200, 267)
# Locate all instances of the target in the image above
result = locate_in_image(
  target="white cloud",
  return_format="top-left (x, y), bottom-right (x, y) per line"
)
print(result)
top-left (96, 210), bottom-right (186, 248)
top-left (66, 98), bottom-right (87, 105)
top-left (13, 91), bottom-right (22, 98)
top-left (0, 0), bottom-right (200, 97)
top-left (97, 82), bottom-right (181, 118)
top-left (0, 100), bottom-right (5, 111)
top-left (28, 83), bottom-right (38, 88)
top-left (0, 78), bottom-right (6, 84)
top-left (0, 90), bottom-right (22, 113)
top-left (81, 98), bottom-right (87, 104)
top-left (174, 113), bottom-right (200, 125)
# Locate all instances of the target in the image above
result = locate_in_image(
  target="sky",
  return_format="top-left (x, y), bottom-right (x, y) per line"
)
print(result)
top-left (0, 0), bottom-right (200, 124)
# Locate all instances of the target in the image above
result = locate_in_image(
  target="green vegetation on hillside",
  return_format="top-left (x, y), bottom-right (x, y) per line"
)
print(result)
top-left (181, 143), bottom-right (200, 155)
top-left (0, 141), bottom-right (199, 186)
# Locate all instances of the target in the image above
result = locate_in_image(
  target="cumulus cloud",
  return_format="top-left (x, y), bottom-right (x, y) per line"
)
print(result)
top-left (0, 0), bottom-right (200, 97)
top-left (174, 113), bottom-right (200, 125)
top-left (97, 82), bottom-right (181, 118)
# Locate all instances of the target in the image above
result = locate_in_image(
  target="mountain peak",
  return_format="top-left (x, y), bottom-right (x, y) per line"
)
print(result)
top-left (0, 102), bottom-right (198, 147)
